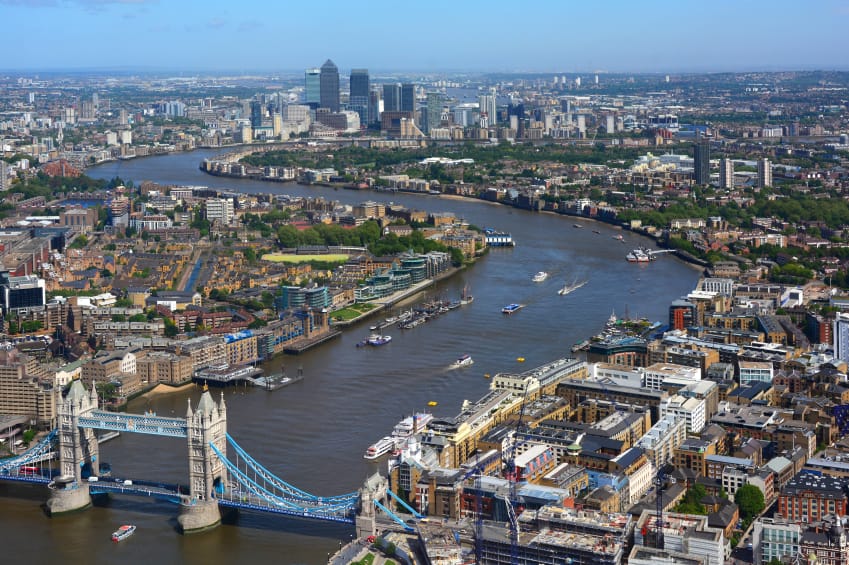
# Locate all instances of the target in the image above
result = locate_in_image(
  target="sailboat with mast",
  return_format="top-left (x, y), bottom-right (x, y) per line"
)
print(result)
top-left (460, 284), bottom-right (474, 305)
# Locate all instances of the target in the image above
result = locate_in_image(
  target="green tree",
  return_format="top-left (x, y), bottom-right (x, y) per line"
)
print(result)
top-left (22, 428), bottom-right (37, 445)
top-left (675, 483), bottom-right (708, 515)
top-left (735, 484), bottom-right (765, 521)
top-left (163, 317), bottom-right (179, 337)
top-left (69, 234), bottom-right (89, 249)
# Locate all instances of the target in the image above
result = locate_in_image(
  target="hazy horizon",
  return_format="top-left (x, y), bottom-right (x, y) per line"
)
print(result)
top-left (1, 0), bottom-right (848, 74)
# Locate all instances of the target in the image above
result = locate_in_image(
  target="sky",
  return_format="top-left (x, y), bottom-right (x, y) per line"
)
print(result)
top-left (1, 0), bottom-right (849, 74)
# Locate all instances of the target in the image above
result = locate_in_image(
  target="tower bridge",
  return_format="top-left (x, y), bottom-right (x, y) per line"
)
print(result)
top-left (0, 381), bottom-right (400, 536)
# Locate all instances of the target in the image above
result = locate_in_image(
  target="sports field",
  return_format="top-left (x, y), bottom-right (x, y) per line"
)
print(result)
top-left (261, 253), bottom-right (349, 263)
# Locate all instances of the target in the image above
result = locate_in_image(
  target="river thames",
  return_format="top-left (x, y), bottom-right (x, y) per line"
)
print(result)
top-left (0, 149), bottom-right (701, 564)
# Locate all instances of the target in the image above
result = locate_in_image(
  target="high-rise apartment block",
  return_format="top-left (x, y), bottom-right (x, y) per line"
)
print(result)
top-left (423, 92), bottom-right (444, 134)
top-left (757, 158), bottom-right (772, 188)
top-left (205, 198), bottom-right (235, 225)
top-left (0, 162), bottom-right (9, 191)
top-left (835, 312), bottom-right (849, 363)
top-left (719, 158), bottom-right (734, 189)
top-left (479, 94), bottom-right (496, 128)
top-left (319, 59), bottom-right (340, 112)
top-left (693, 142), bottom-right (710, 185)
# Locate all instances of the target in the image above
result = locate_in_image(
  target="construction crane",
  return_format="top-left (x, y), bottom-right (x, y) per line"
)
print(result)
top-left (653, 468), bottom-right (665, 550)
top-left (502, 383), bottom-right (530, 563)
top-left (460, 450), bottom-right (485, 564)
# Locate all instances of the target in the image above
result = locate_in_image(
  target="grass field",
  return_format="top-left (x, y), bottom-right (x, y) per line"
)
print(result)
top-left (261, 253), bottom-right (349, 263)
top-left (331, 303), bottom-right (376, 321)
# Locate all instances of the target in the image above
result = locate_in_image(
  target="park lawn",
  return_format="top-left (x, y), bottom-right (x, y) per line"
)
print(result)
top-left (261, 253), bottom-right (349, 263)
top-left (331, 303), bottom-right (376, 321)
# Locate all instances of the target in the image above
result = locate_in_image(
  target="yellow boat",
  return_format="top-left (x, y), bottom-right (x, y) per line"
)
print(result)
top-left (427, 401), bottom-right (438, 407)
top-left (517, 357), bottom-right (525, 362)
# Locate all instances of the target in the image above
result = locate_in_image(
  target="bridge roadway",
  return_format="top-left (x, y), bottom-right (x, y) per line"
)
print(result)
top-left (77, 410), bottom-right (188, 438)
top-left (89, 478), bottom-right (183, 503)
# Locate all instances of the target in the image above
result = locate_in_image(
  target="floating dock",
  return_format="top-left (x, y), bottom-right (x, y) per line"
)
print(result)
top-left (251, 369), bottom-right (304, 391)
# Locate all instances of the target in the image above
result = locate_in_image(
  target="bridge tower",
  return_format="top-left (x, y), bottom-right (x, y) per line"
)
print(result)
top-left (356, 473), bottom-right (388, 538)
top-left (47, 380), bottom-right (100, 514)
top-left (177, 387), bottom-right (227, 533)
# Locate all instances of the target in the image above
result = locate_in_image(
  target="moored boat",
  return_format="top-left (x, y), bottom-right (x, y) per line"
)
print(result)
top-left (111, 524), bottom-right (136, 542)
top-left (392, 413), bottom-right (433, 439)
top-left (367, 334), bottom-right (392, 346)
top-left (460, 284), bottom-right (474, 305)
top-left (357, 334), bottom-right (393, 347)
top-left (364, 436), bottom-right (396, 460)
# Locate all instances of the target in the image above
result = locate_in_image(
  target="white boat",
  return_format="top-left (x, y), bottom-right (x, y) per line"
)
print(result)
top-left (532, 271), bottom-right (548, 282)
top-left (392, 413), bottom-right (433, 439)
top-left (450, 354), bottom-right (474, 368)
top-left (111, 524), bottom-right (136, 542)
top-left (626, 247), bottom-right (652, 262)
top-left (364, 436), bottom-right (396, 460)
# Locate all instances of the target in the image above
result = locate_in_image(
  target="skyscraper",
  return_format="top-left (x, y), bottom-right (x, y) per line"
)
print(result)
top-left (304, 68), bottom-right (321, 108)
top-left (319, 59), bottom-right (340, 112)
top-left (349, 69), bottom-right (369, 100)
top-left (757, 158), bottom-right (772, 188)
top-left (250, 100), bottom-right (264, 129)
top-left (719, 158), bottom-right (734, 189)
top-left (401, 83), bottom-right (415, 113)
top-left (693, 142), bottom-right (710, 185)
top-left (383, 84), bottom-right (401, 113)
top-left (349, 69), bottom-right (370, 125)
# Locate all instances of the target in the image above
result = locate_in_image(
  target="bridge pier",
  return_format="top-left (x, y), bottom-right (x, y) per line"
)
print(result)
top-left (46, 479), bottom-right (92, 515)
top-left (177, 496), bottom-right (221, 534)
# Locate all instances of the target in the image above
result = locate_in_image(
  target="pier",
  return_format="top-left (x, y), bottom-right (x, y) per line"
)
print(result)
top-left (194, 364), bottom-right (262, 385)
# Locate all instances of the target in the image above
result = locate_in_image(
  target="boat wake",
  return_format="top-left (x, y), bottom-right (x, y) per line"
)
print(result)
top-left (558, 277), bottom-right (588, 296)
